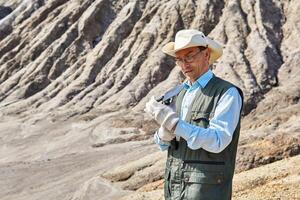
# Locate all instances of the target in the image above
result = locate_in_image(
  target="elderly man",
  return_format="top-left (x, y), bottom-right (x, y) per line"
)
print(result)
top-left (145, 29), bottom-right (243, 200)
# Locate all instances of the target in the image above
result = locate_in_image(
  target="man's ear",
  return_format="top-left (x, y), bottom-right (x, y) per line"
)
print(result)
top-left (206, 48), bottom-right (211, 62)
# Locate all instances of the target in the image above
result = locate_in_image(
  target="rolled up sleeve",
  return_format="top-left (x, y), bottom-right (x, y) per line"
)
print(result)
top-left (175, 87), bottom-right (242, 153)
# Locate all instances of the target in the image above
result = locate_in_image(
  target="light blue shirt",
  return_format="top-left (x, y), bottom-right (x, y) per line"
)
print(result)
top-left (154, 70), bottom-right (242, 153)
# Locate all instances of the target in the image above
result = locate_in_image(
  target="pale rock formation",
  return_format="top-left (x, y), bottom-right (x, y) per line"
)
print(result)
top-left (0, 0), bottom-right (299, 199)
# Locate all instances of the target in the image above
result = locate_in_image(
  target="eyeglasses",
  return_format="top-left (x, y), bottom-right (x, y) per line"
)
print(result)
top-left (175, 47), bottom-right (207, 65)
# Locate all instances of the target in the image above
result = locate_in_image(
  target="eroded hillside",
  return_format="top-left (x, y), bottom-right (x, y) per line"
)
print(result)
top-left (0, 0), bottom-right (299, 199)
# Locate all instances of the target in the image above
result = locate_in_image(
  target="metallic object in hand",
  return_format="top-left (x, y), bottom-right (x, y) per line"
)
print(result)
top-left (156, 85), bottom-right (183, 105)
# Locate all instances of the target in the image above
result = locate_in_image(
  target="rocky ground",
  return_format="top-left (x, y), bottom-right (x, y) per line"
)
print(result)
top-left (0, 114), bottom-right (159, 200)
top-left (118, 155), bottom-right (300, 200)
top-left (0, 0), bottom-right (299, 199)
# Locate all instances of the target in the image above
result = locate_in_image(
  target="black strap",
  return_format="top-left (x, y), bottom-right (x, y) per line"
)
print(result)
top-left (170, 138), bottom-right (179, 150)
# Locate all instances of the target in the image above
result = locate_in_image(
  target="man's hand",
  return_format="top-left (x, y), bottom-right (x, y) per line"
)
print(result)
top-left (157, 126), bottom-right (175, 141)
top-left (145, 96), bottom-right (179, 131)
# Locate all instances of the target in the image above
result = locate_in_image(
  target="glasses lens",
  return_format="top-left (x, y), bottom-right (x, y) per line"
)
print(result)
top-left (185, 55), bottom-right (194, 63)
top-left (175, 47), bottom-right (207, 65)
top-left (175, 58), bottom-right (182, 65)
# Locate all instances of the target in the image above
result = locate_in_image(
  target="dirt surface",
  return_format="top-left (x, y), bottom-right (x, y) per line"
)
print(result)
top-left (119, 155), bottom-right (300, 200)
top-left (0, 0), bottom-right (299, 199)
top-left (0, 115), bottom-right (158, 200)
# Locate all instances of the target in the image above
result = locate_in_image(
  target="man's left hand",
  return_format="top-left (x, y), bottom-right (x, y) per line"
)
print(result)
top-left (145, 96), bottom-right (179, 131)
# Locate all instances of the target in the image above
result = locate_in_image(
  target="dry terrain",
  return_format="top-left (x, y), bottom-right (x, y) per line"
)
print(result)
top-left (0, 0), bottom-right (299, 199)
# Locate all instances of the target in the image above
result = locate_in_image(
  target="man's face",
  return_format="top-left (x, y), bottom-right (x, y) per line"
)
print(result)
top-left (175, 46), bottom-right (210, 83)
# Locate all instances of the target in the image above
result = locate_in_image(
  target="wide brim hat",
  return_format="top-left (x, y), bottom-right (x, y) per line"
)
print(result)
top-left (162, 29), bottom-right (223, 65)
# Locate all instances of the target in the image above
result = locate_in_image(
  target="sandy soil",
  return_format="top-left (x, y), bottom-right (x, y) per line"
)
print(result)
top-left (0, 115), bottom-right (157, 200)
top-left (118, 155), bottom-right (300, 200)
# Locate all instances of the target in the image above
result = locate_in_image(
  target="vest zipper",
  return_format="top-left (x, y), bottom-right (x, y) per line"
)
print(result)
top-left (183, 160), bottom-right (225, 165)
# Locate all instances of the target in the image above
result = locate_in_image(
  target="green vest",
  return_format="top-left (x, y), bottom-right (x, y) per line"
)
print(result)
top-left (164, 75), bottom-right (243, 200)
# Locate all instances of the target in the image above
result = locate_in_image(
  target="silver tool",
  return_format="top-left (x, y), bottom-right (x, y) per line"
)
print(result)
top-left (156, 85), bottom-right (183, 105)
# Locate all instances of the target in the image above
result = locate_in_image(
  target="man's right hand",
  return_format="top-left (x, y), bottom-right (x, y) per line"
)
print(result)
top-left (145, 96), bottom-right (179, 131)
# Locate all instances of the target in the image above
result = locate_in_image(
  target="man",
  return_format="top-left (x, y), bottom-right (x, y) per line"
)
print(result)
top-left (145, 29), bottom-right (243, 200)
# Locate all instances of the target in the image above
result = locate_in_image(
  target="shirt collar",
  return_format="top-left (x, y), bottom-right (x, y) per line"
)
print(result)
top-left (183, 70), bottom-right (214, 91)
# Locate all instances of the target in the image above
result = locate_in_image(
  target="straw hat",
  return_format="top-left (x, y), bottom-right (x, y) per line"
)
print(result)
top-left (162, 29), bottom-right (223, 65)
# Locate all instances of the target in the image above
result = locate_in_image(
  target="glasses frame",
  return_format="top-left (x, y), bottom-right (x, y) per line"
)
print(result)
top-left (175, 47), bottom-right (207, 66)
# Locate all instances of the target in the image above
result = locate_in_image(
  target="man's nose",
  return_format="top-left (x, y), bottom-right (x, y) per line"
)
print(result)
top-left (181, 62), bottom-right (190, 68)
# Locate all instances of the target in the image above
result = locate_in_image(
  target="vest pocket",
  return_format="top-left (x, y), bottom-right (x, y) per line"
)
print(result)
top-left (183, 170), bottom-right (224, 184)
top-left (191, 112), bottom-right (212, 128)
top-left (183, 159), bottom-right (226, 174)
top-left (182, 170), bottom-right (225, 200)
